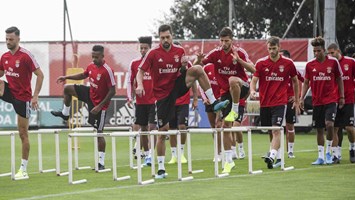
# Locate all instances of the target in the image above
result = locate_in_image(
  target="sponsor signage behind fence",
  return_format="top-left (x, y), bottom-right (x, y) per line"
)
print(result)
top-left (0, 97), bottom-right (209, 129)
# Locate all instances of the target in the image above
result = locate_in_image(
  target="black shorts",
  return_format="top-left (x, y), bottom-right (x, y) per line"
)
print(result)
top-left (135, 104), bottom-right (156, 126)
top-left (220, 92), bottom-right (246, 123)
top-left (169, 104), bottom-right (189, 129)
top-left (286, 102), bottom-right (297, 124)
top-left (74, 84), bottom-right (106, 131)
top-left (156, 71), bottom-right (189, 128)
top-left (334, 103), bottom-right (354, 127)
top-left (312, 103), bottom-right (337, 128)
top-left (0, 81), bottom-right (31, 118)
top-left (205, 104), bottom-right (213, 113)
top-left (260, 105), bottom-right (286, 127)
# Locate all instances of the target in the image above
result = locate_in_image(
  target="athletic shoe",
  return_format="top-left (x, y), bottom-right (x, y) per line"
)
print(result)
top-left (225, 110), bottom-right (238, 122)
top-left (232, 152), bottom-right (238, 160)
top-left (222, 162), bottom-right (235, 173)
top-left (350, 149), bottom-right (355, 163)
top-left (312, 158), bottom-right (324, 165)
top-left (50, 110), bottom-right (69, 121)
top-left (15, 169), bottom-right (29, 179)
top-left (155, 170), bottom-right (167, 179)
top-left (239, 149), bottom-right (246, 159)
top-left (180, 155), bottom-right (188, 164)
top-left (212, 100), bottom-right (230, 112)
top-left (273, 159), bottom-right (282, 168)
top-left (264, 156), bottom-right (274, 169)
top-left (98, 163), bottom-right (105, 170)
top-left (144, 156), bottom-right (152, 167)
top-left (288, 152), bottom-right (296, 158)
top-left (325, 152), bottom-right (333, 164)
top-left (332, 156), bottom-right (340, 164)
top-left (168, 156), bottom-right (177, 164)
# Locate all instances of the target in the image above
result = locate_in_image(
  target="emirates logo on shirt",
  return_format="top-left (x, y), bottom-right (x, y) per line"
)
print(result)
top-left (15, 60), bottom-right (20, 68)
top-left (97, 74), bottom-right (101, 81)
top-left (279, 65), bottom-right (284, 72)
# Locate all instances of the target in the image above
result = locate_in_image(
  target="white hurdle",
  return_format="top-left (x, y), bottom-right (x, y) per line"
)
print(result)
top-left (246, 126), bottom-right (294, 173)
top-left (148, 130), bottom-right (193, 182)
top-left (28, 129), bottom-right (62, 175)
top-left (187, 128), bottom-right (230, 178)
top-left (0, 131), bottom-right (16, 180)
top-left (110, 131), bottom-right (138, 182)
top-left (67, 132), bottom-right (111, 184)
top-left (135, 131), bottom-right (154, 185)
top-left (70, 126), bottom-right (131, 173)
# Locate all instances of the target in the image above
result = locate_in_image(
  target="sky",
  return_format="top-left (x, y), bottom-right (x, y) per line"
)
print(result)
top-left (0, 0), bottom-right (174, 41)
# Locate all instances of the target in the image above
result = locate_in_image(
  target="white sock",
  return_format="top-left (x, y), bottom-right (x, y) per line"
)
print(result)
top-left (20, 159), bottom-right (28, 171)
top-left (98, 151), bottom-right (105, 165)
top-left (204, 88), bottom-right (216, 104)
top-left (231, 146), bottom-right (237, 155)
top-left (288, 142), bottom-right (294, 153)
top-left (157, 156), bottom-right (165, 170)
top-left (270, 149), bottom-right (278, 160)
top-left (238, 143), bottom-right (244, 150)
top-left (326, 140), bottom-right (332, 154)
top-left (276, 148), bottom-right (281, 159)
top-left (62, 104), bottom-right (70, 116)
top-left (224, 150), bottom-right (233, 163)
top-left (144, 151), bottom-right (149, 157)
top-left (181, 144), bottom-right (185, 155)
top-left (171, 147), bottom-right (177, 157)
top-left (338, 146), bottom-right (342, 158)
top-left (350, 143), bottom-right (355, 150)
top-left (232, 103), bottom-right (239, 113)
top-left (318, 146), bottom-right (324, 160)
top-left (331, 146), bottom-right (337, 158)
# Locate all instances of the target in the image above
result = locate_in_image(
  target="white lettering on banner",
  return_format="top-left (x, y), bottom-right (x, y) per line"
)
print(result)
top-left (0, 115), bottom-right (12, 125)
top-left (38, 102), bottom-right (52, 112)
top-left (114, 72), bottom-right (129, 89)
top-left (0, 102), bottom-right (14, 112)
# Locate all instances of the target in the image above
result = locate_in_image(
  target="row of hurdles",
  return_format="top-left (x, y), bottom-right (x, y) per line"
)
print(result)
top-left (0, 126), bottom-right (294, 184)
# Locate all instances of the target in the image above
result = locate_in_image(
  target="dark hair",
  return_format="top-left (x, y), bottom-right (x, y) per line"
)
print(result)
top-left (138, 36), bottom-right (152, 48)
top-left (173, 41), bottom-right (182, 46)
top-left (280, 49), bottom-right (291, 58)
top-left (92, 45), bottom-right (104, 54)
top-left (327, 43), bottom-right (339, 50)
top-left (344, 43), bottom-right (355, 57)
top-left (311, 36), bottom-right (325, 49)
top-left (219, 27), bottom-right (233, 38)
top-left (5, 26), bottom-right (20, 36)
top-left (158, 24), bottom-right (172, 35)
top-left (267, 36), bottom-right (280, 46)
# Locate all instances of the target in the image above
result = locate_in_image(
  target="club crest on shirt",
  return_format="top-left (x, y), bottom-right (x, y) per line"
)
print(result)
top-left (326, 67), bottom-right (331, 73)
top-left (279, 65), bottom-right (284, 72)
top-left (344, 64), bottom-right (349, 71)
top-left (97, 74), bottom-right (101, 81)
top-left (174, 55), bottom-right (179, 63)
top-left (15, 60), bottom-right (20, 68)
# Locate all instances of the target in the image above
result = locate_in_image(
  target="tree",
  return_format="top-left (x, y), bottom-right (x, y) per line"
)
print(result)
top-left (157, 0), bottom-right (355, 51)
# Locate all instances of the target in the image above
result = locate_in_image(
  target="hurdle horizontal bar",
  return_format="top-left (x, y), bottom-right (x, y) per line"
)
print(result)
top-left (0, 131), bottom-right (16, 135)
top-left (223, 127), bottom-right (249, 132)
top-left (72, 126), bottom-right (131, 132)
top-left (28, 129), bottom-right (62, 134)
top-left (187, 128), bottom-right (215, 134)
top-left (68, 133), bottom-right (111, 137)
top-left (149, 130), bottom-right (179, 136)
top-left (248, 126), bottom-right (283, 131)
top-left (110, 132), bottom-right (138, 137)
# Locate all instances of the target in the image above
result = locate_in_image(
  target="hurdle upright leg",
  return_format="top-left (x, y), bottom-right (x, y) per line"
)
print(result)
top-left (68, 135), bottom-right (87, 184)
top-left (186, 132), bottom-right (203, 174)
top-left (136, 133), bottom-right (154, 185)
top-left (248, 129), bottom-right (263, 174)
top-left (111, 136), bottom-right (130, 181)
top-left (280, 128), bottom-right (294, 171)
